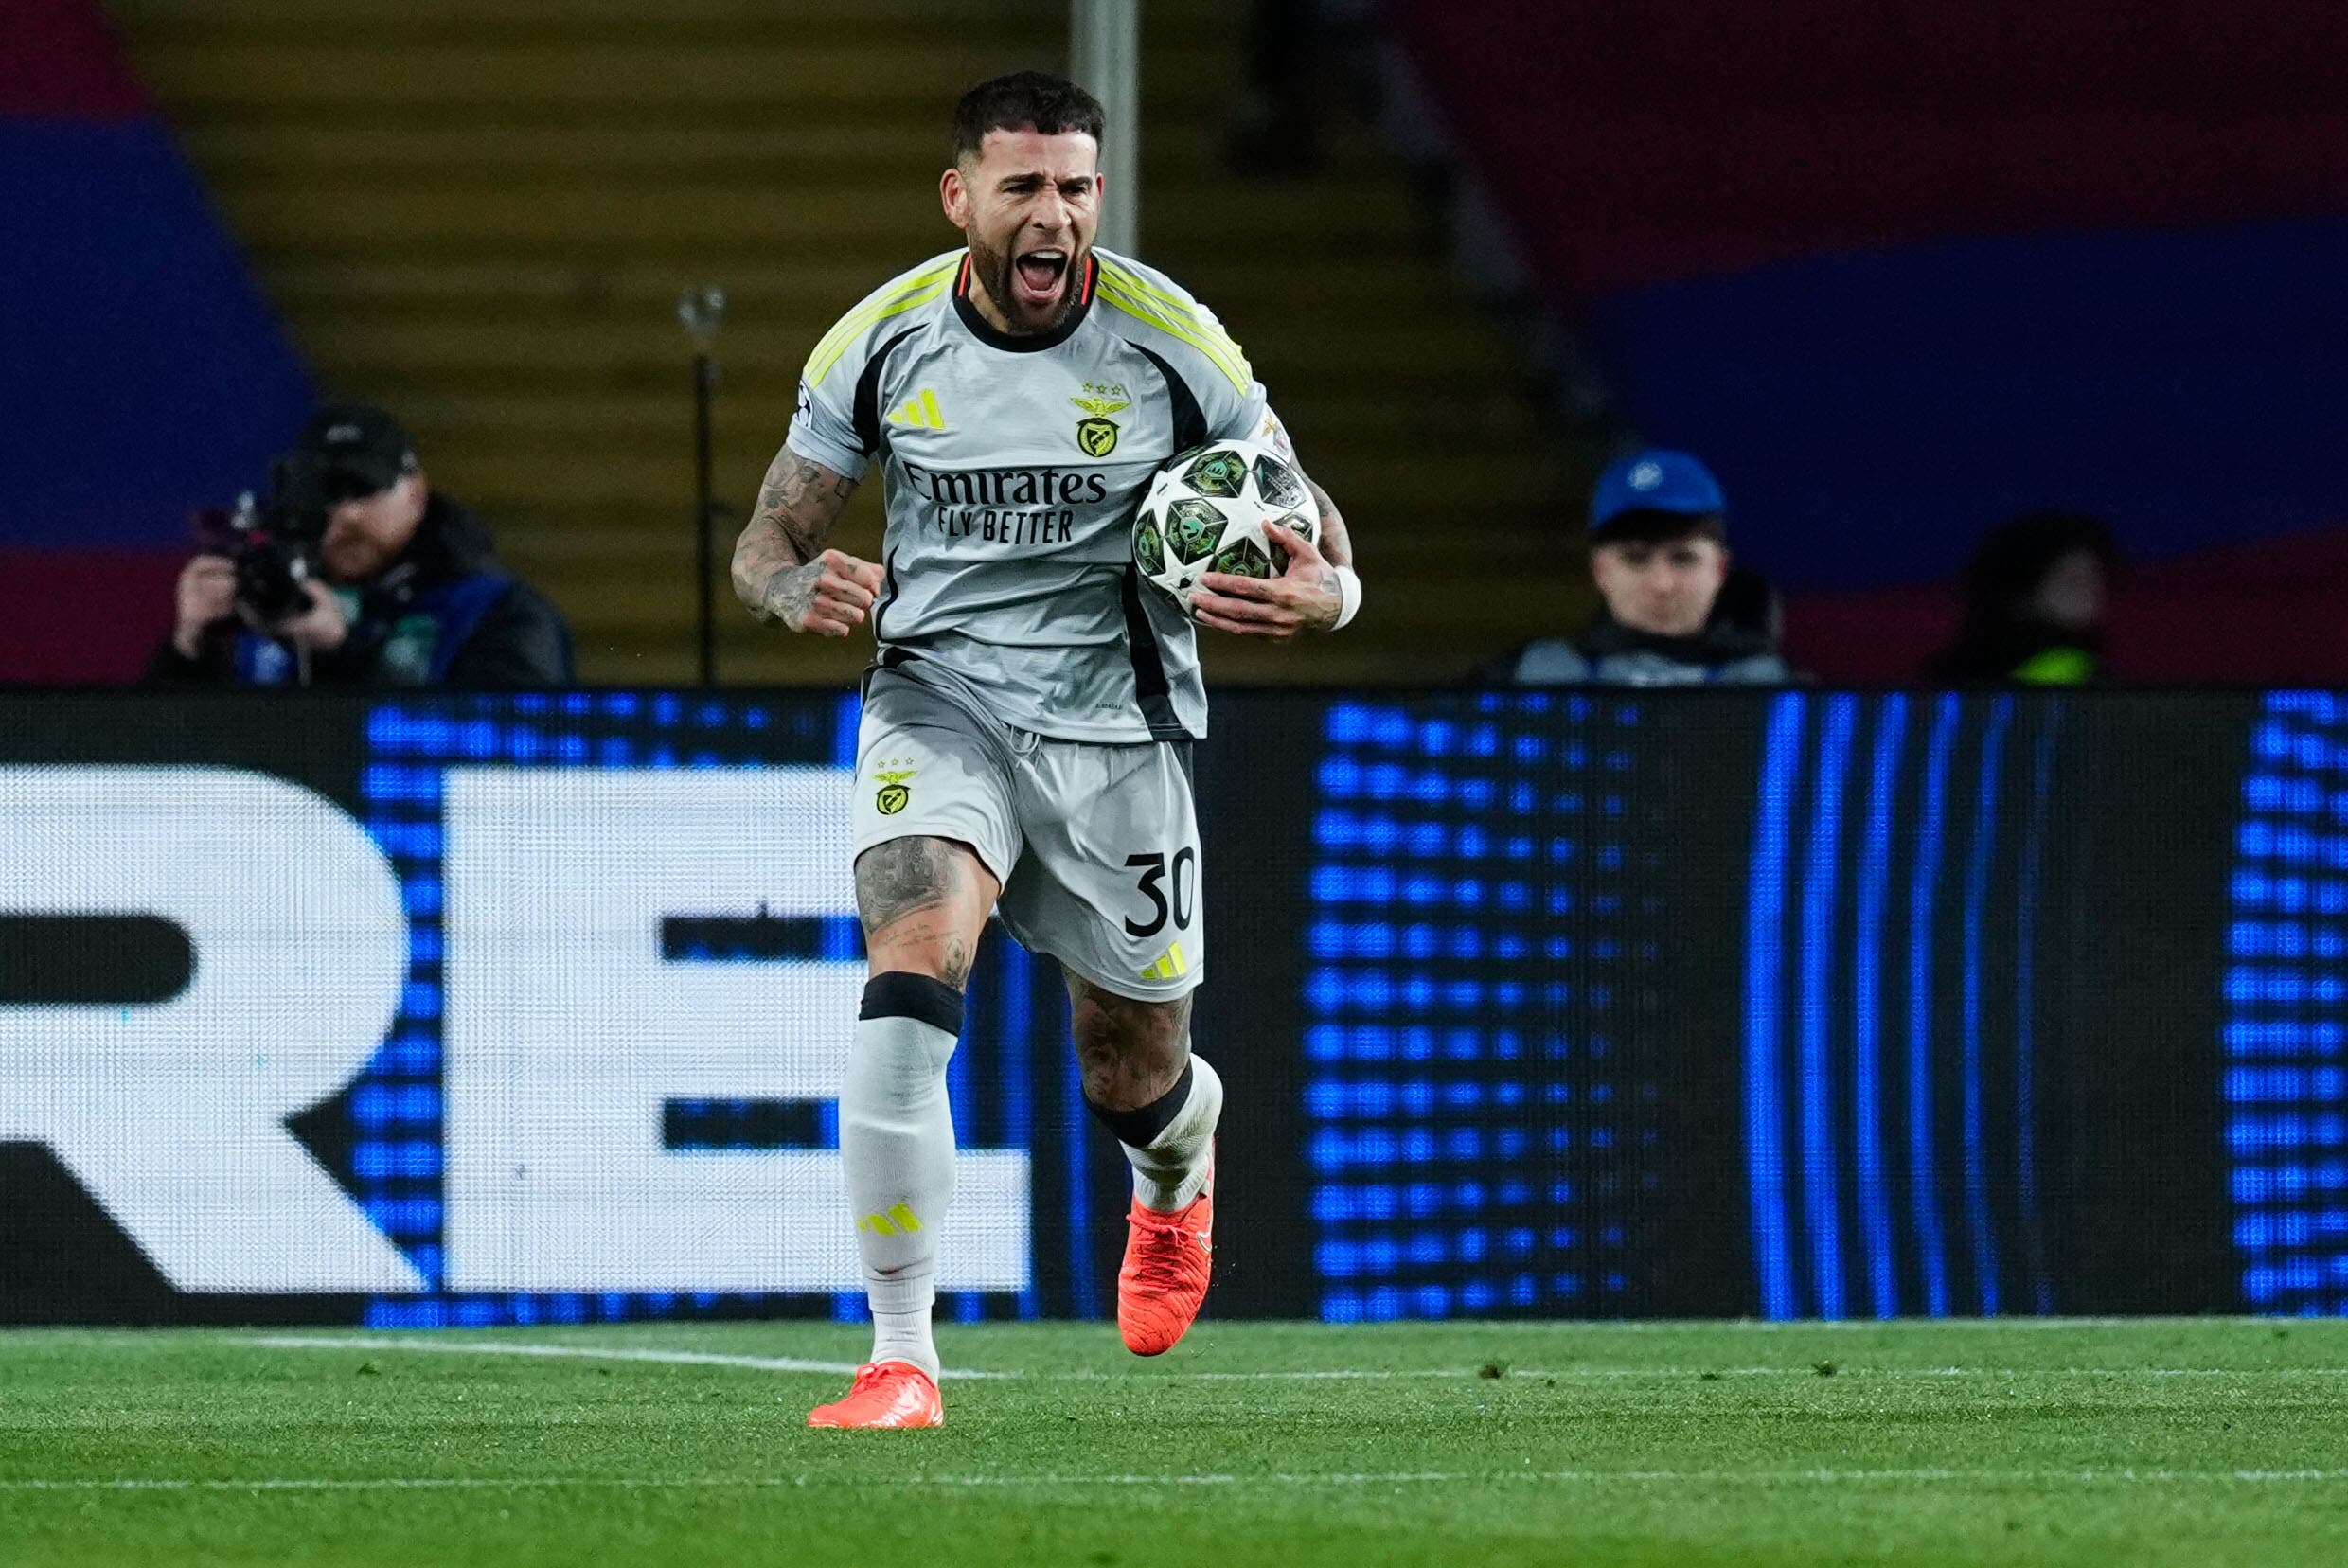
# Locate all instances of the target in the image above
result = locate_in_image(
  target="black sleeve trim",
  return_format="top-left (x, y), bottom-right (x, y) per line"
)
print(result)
top-left (850, 325), bottom-right (923, 456)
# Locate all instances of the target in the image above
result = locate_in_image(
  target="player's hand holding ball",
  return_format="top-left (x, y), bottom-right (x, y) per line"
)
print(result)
top-left (1190, 518), bottom-right (1340, 641)
top-left (766, 548), bottom-right (885, 637)
top-left (1133, 438), bottom-right (1352, 642)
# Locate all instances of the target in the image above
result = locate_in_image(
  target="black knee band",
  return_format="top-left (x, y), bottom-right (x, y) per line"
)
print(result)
top-left (859, 971), bottom-right (965, 1037)
top-left (1086, 1061), bottom-right (1195, 1148)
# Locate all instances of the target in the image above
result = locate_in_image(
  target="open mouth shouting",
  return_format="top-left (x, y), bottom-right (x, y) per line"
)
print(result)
top-left (1012, 245), bottom-right (1071, 310)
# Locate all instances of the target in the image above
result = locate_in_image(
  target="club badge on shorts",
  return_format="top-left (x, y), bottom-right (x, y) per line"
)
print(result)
top-left (871, 761), bottom-right (918, 815)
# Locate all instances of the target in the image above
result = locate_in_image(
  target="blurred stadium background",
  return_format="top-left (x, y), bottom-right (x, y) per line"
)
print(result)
top-left (5, 0), bottom-right (2348, 1329)
top-left (9, 0), bottom-right (2348, 687)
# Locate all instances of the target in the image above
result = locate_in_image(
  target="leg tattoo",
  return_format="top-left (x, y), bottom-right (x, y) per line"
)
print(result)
top-left (1067, 974), bottom-right (1192, 1112)
top-left (856, 837), bottom-right (987, 989)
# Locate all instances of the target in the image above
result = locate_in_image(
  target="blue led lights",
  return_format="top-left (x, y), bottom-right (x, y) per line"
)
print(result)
top-left (1307, 696), bottom-right (1659, 1322)
top-left (2224, 693), bottom-right (2348, 1315)
top-left (1745, 694), bottom-right (2060, 1319)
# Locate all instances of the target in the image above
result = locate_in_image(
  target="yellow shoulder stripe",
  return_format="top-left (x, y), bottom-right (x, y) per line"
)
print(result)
top-left (1097, 261), bottom-right (1249, 368)
top-left (803, 258), bottom-right (960, 387)
top-left (1100, 261), bottom-right (1237, 345)
top-left (1095, 269), bottom-right (1251, 392)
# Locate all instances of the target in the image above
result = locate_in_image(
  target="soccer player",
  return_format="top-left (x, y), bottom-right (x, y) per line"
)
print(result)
top-left (732, 71), bottom-right (1361, 1428)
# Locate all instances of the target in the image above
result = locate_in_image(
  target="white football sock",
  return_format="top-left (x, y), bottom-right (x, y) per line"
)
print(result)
top-left (1118, 1055), bottom-right (1223, 1213)
top-left (840, 972), bottom-right (962, 1383)
top-left (867, 1306), bottom-right (937, 1382)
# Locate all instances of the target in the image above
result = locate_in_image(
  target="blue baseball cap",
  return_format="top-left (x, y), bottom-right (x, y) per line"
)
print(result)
top-left (1589, 449), bottom-right (1727, 535)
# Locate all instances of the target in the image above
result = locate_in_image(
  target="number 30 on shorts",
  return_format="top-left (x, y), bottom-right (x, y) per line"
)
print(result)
top-left (1123, 847), bottom-right (1196, 938)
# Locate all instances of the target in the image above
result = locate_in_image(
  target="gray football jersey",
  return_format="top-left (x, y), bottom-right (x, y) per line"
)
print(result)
top-left (784, 246), bottom-right (1293, 742)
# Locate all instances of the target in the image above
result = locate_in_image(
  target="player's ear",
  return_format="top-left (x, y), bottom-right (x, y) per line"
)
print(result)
top-left (940, 165), bottom-right (969, 228)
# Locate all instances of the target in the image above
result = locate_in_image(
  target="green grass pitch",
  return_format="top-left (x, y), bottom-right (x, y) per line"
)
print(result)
top-left (4, 1318), bottom-right (2344, 1566)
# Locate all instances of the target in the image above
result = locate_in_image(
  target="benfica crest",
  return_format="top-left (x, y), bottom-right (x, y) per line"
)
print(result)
top-left (1076, 417), bottom-right (1119, 456)
top-left (872, 763), bottom-right (917, 816)
top-left (1072, 387), bottom-right (1128, 457)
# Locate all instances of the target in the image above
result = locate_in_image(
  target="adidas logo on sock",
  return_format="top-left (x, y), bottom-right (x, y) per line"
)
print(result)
top-left (857, 1203), bottom-right (924, 1236)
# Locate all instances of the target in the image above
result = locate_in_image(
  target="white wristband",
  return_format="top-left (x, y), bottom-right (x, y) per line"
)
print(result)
top-left (1332, 565), bottom-right (1362, 631)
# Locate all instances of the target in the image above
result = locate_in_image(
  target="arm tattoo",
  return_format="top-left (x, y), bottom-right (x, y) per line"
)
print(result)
top-left (731, 450), bottom-right (859, 621)
top-left (1308, 480), bottom-right (1354, 569)
top-left (1282, 477), bottom-right (1347, 631)
top-left (756, 456), bottom-right (846, 557)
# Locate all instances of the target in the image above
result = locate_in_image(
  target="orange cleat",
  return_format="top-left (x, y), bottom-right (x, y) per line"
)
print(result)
top-left (806, 1362), bottom-right (943, 1429)
top-left (1117, 1164), bottom-right (1215, 1356)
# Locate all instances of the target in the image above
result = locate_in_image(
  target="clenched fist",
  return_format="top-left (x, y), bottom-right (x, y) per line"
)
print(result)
top-left (763, 548), bottom-right (885, 637)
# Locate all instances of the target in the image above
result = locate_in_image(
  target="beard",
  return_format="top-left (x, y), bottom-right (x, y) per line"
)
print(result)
top-left (321, 534), bottom-right (387, 585)
top-left (969, 232), bottom-right (1083, 334)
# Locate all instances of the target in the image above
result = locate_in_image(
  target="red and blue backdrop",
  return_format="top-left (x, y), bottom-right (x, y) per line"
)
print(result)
top-left (1389, 0), bottom-right (2348, 682)
top-left (0, 0), bottom-right (311, 683)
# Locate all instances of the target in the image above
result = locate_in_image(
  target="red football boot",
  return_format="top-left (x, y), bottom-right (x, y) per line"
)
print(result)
top-left (1117, 1162), bottom-right (1215, 1356)
top-left (805, 1362), bottom-right (943, 1429)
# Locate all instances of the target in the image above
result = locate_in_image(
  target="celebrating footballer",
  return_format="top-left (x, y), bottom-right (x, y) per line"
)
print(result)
top-left (732, 70), bottom-right (1361, 1428)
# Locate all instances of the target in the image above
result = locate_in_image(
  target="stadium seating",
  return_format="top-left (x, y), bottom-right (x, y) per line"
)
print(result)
top-left (77, 0), bottom-right (1584, 686)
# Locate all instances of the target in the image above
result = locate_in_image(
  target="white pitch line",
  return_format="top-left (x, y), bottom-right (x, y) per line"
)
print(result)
top-left (247, 1341), bottom-right (2348, 1384)
top-left (246, 1335), bottom-right (1007, 1380)
top-left (247, 1339), bottom-right (1493, 1383)
top-left (9, 1468), bottom-right (2348, 1493)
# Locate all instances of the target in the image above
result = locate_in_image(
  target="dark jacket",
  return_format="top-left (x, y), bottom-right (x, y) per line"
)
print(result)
top-left (147, 494), bottom-right (573, 688)
top-left (1485, 569), bottom-right (1794, 686)
top-left (1924, 622), bottom-right (2101, 686)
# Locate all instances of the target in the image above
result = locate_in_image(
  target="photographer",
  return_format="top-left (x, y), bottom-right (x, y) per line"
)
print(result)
top-left (147, 402), bottom-right (573, 687)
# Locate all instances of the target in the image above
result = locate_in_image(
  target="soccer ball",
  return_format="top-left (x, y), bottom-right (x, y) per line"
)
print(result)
top-left (1131, 437), bottom-right (1316, 612)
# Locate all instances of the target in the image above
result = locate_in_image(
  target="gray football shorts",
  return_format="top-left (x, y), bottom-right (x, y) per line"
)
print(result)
top-left (851, 665), bottom-right (1203, 1002)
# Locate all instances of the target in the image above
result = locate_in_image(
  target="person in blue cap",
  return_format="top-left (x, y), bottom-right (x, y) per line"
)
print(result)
top-left (1490, 448), bottom-right (1791, 686)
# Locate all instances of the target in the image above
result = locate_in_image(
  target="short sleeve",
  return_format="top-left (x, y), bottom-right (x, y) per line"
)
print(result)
top-left (1221, 385), bottom-right (1301, 468)
top-left (1185, 301), bottom-right (1297, 468)
top-left (780, 252), bottom-right (961, 480)
top-left (783, 368), bottom-right (868, 480)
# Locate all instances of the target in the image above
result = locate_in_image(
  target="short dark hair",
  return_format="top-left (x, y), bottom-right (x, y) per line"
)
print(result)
top-left (952, 71), bottom-right (1105, 163)
top-left (1590, 509), bottom-right (1727, 549)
